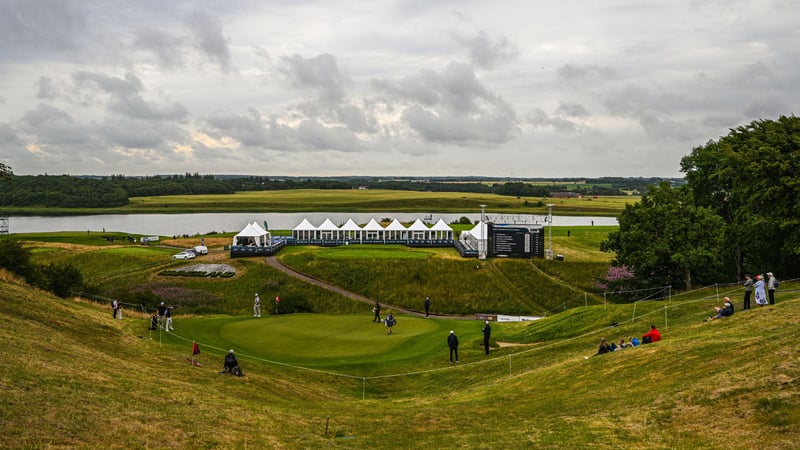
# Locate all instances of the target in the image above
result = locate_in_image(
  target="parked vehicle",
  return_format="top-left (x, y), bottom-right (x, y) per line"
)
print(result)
top-left (172, 250), bottom-right (196, 260)
top-left (192, 245), bottom-right (208, 255)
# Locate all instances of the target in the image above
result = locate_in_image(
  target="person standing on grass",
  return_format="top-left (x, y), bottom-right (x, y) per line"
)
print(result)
top-left (253, 293), bottom-right (261, 318)
top-left (448, 330), bottom-right (459, 363)
top-left (385, 312), bottom-right (396, 335)
top-left (482, 320), bottom-right (491, 355)
top-left (111, 299), bottom-right (119, 319)
top-left (372, 301), bottom-right (381, 323)
top-left (742, 274), bottom-right (753, 310)
top-left (754, 274), bottom-right (768, 307)
top-left (157, 302), bottom-right (167, 329)
top-left (767, 272), bottom-right (778, 305)
top-left (165, 306), bottom-right (173, 332)
top-left (424, 296), bottom-right (431, 318)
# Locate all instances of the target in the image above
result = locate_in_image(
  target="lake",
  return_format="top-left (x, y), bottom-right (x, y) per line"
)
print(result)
top-left (5, 212), bottom-right (618, 236)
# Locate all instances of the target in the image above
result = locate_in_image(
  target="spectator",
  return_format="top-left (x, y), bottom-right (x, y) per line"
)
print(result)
top-left (157, 302), bottom-right (167, 329)
top-left (706, 297), bottom-right (734, 321)
top-left (482, 320), bottom-right (491, 355)
top-left (617, 338), bottom-right (628, 349)
top-left (742, 274), bottom-right (753, 310)
top-left (767, 272), bottom-right (778, 305)
top-left (596, 338), bottom-right (611, 355)
top-left (642, 324), bottom-right (661, 344)
top-left (222, 349), bottom-right (241, 375)
top-left (111, 299), bottom-right (119, 319)
top-left (148, 312), bottom-right (158, 331)
top-left (447, 330), bottom-right (459, 364)
top-left (165, 306), bottom-right (174, 332)
top-left (630, 336), bottom-right (640, 347)
top-left (754, 274), bottom-right (768, 307)
top-left (424, 296), bottom-right (431, 318)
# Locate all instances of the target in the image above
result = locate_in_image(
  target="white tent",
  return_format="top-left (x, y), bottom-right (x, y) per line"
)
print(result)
top-left (385, 218), bottom-right (408, 241)
top-left (233, 222), bottom-right (270, 247)
top-left (431, 218), bottom-right (454, 240)
top-left (339, 218), bottom-right (362, 241)
top-left (317, 218), bottom-right (340, 240)
top-left (292, 218), bottom-right (316, 241)
top-left (407, 218), bottom-right (430, 240)
top-left (363, 218), bottom-right (385, 241)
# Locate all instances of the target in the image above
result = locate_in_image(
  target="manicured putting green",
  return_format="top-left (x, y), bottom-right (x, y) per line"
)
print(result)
top-left (172, 313), bottom-right (470, 370)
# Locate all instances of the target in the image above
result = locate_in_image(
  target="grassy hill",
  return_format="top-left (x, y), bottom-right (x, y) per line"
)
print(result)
top-left (2, 268), bottom-right (798, 449)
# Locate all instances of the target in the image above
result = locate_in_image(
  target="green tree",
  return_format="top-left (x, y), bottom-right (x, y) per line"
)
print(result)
top-left (39, 262), bottom-right (84, 298)
top-left (680, 115), bottom-right (800, 278)
top-left (601, 182), bottom-right (725, 290)
top-left (0, 162), bottom-right (11, 177)
top-left (0, 239), bottom-right (33, 278)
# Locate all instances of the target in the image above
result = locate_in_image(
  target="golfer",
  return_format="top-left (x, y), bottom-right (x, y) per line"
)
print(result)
top-left (254, 293), bottom-right (261, 317)
top-left (447, 330), bottom-right (459, 363)
top-left (482, 320), bottom-right (491, 355)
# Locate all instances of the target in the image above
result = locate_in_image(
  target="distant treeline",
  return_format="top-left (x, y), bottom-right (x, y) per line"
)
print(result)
top-left (0, 173), bottom-right (676, 208)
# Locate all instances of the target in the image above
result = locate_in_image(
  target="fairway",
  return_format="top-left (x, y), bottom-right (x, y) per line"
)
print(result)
top-left (170, 313), bottom-right (483, 374)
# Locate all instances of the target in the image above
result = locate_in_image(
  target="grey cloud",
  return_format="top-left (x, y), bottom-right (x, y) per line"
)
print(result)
top-left (100, 116), bottom-right (185, 150)
top-left (21, 104), bottom-right (89, 145)
top-left (279, 54), bottom-right (349, 104)
top-left (184, 10), bottom-right (231, 71)
top-left (296, 120), bottom-right (363, 151)
top-left (732, 61), bottom-right (775, 87)
top-left (133, 28), bottom-right (185, 68)
top-left (0, 0), bottom-right (85, 57)
top-left (557, 64), bottom-right (617, 81)
top-left (454, 30), bottom-right (519, 69)
top-left (0, 121), bottom-right (23, 146)
top-left (526, 105), bottom-right (589, 134)
top-left (36, 77), bottom-right (59, 99)
top-left (555, 102), bottom-right (590, 118)
top-left (72, 71), bottom-right (189, 121)
top-left (374, 62), bottom-right (518, 143)
top-left (743, 97), bottom-right (790, 120)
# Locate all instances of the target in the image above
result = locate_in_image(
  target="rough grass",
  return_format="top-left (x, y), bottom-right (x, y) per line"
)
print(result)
top-left (2, 270), bottom-right (799, 448)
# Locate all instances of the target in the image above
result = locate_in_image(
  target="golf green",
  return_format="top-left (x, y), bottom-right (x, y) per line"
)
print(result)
top-left (171, 313), bottom-right (469, 370)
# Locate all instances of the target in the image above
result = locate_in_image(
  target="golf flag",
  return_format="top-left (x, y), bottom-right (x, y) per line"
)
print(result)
top-left (192, 341), bottom-right (200, 355)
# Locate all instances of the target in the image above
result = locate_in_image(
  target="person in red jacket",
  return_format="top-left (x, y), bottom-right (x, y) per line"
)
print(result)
top-left (642, 324), bottom-right (661, 344)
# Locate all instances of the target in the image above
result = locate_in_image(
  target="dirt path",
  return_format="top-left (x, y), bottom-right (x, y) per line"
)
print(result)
top-left (264, 256), bottom-right (472, 320)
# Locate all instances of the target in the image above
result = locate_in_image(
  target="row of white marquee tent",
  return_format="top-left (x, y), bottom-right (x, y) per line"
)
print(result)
top-left (291, 217), bottom-right (456, 242)
top-left (232, 218), bottom-right (490, 247)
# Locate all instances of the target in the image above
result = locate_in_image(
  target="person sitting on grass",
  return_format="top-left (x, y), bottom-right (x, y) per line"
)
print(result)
top-left (706, 297), bottom-right (734, 321)
top-left (596, 338), bottom-right (611, 355)
top-left (630, 336), bottom-right (640, 347)
top-left (222, 349), bottom-right (240, 375)
top-left (148, 312), bottom-right (158, 330)
top-left (642, 324), bottom-right (661, 344)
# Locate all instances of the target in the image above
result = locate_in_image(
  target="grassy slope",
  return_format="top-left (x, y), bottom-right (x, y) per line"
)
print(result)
top-left (2, 270), bottom-right (799, 449)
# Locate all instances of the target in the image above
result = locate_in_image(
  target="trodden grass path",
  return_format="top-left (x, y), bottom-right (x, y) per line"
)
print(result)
top-left (265, 255), bottom-right (472, 320)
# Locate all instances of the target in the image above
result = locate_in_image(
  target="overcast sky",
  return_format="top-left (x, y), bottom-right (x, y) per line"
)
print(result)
top-left (1, 0), bottom-right (797, 178)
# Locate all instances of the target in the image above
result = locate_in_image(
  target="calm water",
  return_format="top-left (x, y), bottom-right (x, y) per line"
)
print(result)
top-left (6, 212), bottom-right (617, 236)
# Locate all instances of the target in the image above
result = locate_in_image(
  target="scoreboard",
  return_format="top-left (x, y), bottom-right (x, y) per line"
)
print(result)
top-left (487, 224), bottom-right (545, 258)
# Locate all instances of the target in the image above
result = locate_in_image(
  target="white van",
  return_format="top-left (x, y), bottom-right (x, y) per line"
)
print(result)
top-left (192, 245), bottom-right (208, 255)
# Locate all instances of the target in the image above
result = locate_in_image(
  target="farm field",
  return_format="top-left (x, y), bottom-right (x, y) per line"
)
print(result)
top-left (1, 189), bottom-right (638, 215)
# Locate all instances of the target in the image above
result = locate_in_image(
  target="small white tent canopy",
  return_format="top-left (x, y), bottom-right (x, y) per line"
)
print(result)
top-left (385, 218), bottom-right (408, 241)
top-left (407, 218), bottom-right (430, 240)
top-left (363, 218), bottom-right (385, 241)
top-left (317, 218), bottom-right (340, 240)
top-left (292, 218), bottom-right (316, 241)
top-left (233, 222), bottom-right (270, 247)
top-left (431, 219), bottom-right (454, 240)
top-left (463, 221), bottom-right (488, 253)
top-left (340, 218), bottom-right (362, 241)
